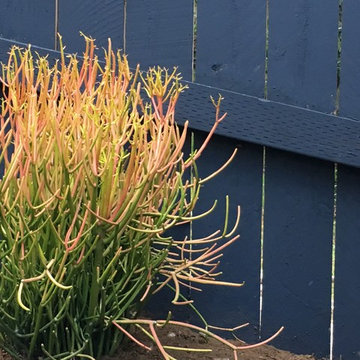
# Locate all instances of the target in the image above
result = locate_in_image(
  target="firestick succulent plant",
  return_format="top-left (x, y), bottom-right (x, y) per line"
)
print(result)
top-left (0, 36), bottom-right (281, 359)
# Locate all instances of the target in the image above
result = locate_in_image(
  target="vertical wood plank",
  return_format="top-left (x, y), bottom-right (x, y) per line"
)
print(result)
top-left (193, 0), bottom-right (266, 343)
top-left (59, 0), bottom-right (124, 54)
top-left (339, 1), bottom-right (360, 120)
top-left (264, 1), bottom-right (338, 356)
top-left (0, 0), bottom-right (55, 48)
top-left (263, 150), bottom-right (333, 356)
top-left (126, 0), bottom-right (193, 80)
top-left (334, 165), bottom-right (360, 359)
top-left (189, 133), bottom-right (263, 344)
top-left (334, 4), bottom-right (360, 357)
top-left (196, 0), bottom-right (266, 96)
top-left (268, 0), bottom-right (338, 112)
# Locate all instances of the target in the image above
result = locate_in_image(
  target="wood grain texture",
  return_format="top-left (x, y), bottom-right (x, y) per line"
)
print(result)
top-left (339, 1), bottom-right (360, 120)
top-left (175, 81), bottom-right (360, 167)
top-left (0, 0), bottom-right (55, 49)
top-left (334, 165), bottom-right (360, 359)
top-left (196, 0), bottom-right (266, 97)
top-left (268, 0), bottom-right (338, 112)
top-left (262, 150), bottom-right (333, 357)
top-left (126, 0), bottom-right (193, 80)
top-left (59, 0), bottom-right (124, 55)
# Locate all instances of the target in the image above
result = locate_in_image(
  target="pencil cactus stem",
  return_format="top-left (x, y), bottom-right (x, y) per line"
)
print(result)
top-left (17, 282), bottom-right (30, 312)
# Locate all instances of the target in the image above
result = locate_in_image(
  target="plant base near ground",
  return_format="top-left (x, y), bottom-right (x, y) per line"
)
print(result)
top-left (0, 325), bottom-right (320, 360)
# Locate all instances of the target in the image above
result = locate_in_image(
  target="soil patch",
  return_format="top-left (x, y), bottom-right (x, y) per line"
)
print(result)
top-left (108, 324), bottom-right (320, 360)
top-left (1, 325), bottom-right (321, 360)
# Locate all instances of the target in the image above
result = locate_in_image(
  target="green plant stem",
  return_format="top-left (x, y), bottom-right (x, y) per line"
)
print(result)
top-left (88, 232), bottom-right (104, 321)
top-left (96, 287), bottom-right (106, 358)
top-left (29, 304), bottom-right (43, 359)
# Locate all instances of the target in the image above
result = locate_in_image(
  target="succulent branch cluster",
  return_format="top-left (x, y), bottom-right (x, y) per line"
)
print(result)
top-left (0, 36), bottom-right (264, 359)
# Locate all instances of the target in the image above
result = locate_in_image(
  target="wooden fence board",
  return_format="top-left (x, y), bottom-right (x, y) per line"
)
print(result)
top-left (268, 0), bottom-right (338, 112)
top-left (126, 0), bottom-right (193, 80)
top-left (264, 2), bottom-right (338, 356)
top-left (196, 0), bottom-right (266, 96)
top-left (0, 0), bottom-right (55, 49)
top-left (189, 132), bottom-right (263, 344)
top-left (175, 81), bottom-right (360, 167)
top-left (59, 0), bottom-right (124, 54)
top-left (334, 167), bottom-right (360, 359)
top-left (334, 4), bottom-right (360, 358)
top-left (262, 150), bottom-right (333, 357)
top-left (339, 1), bottom-right (360, 120)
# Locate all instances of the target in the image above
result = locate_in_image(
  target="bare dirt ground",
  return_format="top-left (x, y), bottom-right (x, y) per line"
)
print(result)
top-left (108, 324), bottom-right (320, 360)
top-left (1, 325), bottom-right (321, 360)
